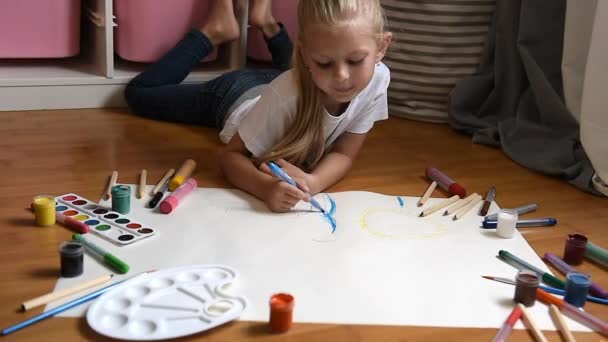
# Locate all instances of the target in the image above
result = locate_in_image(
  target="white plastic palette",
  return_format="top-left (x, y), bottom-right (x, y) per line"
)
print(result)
top-left (55, 193), bottom-right (156, 245)
top-left (87, 265), bottom-right (246, 340)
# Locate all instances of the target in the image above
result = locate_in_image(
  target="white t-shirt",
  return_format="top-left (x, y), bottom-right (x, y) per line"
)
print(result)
top-left (219, 62), bottom-right (390, 158)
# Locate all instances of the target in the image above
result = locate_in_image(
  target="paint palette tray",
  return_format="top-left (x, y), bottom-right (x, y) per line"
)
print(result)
top-left (87, 265), bottom-right (247, 340)
top-left (55, 193), bottom-right (156, 246)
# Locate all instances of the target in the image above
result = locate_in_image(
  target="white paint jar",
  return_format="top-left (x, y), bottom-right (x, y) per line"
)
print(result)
top-left (496, 209), bottom-right (518, 239)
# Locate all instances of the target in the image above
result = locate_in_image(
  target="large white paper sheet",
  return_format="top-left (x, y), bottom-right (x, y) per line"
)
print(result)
top-left (49, 186), bottom-right (589, 332)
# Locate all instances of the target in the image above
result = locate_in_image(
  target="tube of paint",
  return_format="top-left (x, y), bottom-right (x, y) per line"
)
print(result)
top-left (169, 159), bottom-right (196, 191)
top-left (160, 178), bottom-right (197, 214)
top-left (424, 167), bottom-right (466, 197)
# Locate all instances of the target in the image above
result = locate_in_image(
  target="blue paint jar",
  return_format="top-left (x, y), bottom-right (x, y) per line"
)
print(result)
top-left (564, 272), bottom-right (592, 308)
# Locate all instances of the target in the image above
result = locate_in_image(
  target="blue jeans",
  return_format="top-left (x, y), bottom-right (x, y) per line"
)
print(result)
top-left (125, 25), bottom-right (293, 128)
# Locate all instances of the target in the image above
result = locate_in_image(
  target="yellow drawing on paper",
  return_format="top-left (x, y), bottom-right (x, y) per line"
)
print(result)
top-left (360, 207), bottom-right (447, 240)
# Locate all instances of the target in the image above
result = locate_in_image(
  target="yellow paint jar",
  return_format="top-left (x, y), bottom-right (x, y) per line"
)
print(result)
top-left (33, 195), bottom-right (56, 226)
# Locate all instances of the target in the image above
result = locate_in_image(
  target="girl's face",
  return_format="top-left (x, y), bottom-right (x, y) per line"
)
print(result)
top-left (299, 18), bottom-right (391, 110)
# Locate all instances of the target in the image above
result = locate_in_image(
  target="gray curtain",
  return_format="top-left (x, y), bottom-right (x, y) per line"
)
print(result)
top-left (448, 0), bottom-right (598, 194)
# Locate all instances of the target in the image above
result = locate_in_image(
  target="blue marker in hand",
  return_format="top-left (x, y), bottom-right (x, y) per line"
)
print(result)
top-left (267, 161), bottom-right (326, 214)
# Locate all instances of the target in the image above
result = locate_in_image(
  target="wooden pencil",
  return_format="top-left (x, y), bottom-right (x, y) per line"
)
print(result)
top-left (21, 274), bottom-right (113, 311)
top-left (518, 303), bottom-right (548, 342)
top-left (419, 195), bottom-right (460, 217)
top-left (137, 169), bottom-right (147, 199)
top-left (452, 194), bottom-right (482, 220)
top-left (417, 181), bottom-right (437, 207)
top-left (151, 168), bottom-right (175, 195)
top-left (549, 304), bottom-right (576, 342)
top-left (443, 192), bottom-right (478, 216)
top-left (102, 171), bottom-right (118, 201)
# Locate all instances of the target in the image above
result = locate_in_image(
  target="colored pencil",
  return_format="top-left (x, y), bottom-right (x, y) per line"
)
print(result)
top-left (452, 194), bottom-right (482, 220)
top-left (518, 303), bottom-right (548, 342)
top-left (536, 288), bottom-right (608, 336)
top-left (443, 193), bottom-right (478, 216)
top-left (2, 272), bottom-right (150, 336)
top-left (137, 169), bottom-right (147, 199)
top-left (151, 168), bottom-right (175, 195)
top-left (549, 304), bottom-right (575, 342)
top-left (102, 170), bottom-right (118, 201)
top-left (491, 306), bottom-right (521, 342)
top-left (417, 181), bottom-right (437, 207)
top-left (21, 274), bottom-right (113, 311)
top-left (419, 195), bottom-right (460, 217)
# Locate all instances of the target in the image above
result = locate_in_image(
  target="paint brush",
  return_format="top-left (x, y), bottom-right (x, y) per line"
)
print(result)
top-left (2, 271), bottom-right (151, 336)
top-left (481, 276), bottom-right (608, 305)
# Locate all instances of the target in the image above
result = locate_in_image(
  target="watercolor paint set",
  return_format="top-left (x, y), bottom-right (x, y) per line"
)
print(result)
top-left (55, 193), bottom-right (156, 246)
top-left (87, 265), bottom-right (247, 340)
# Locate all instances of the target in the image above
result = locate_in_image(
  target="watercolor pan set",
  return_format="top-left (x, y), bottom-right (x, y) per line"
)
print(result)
top-left (87, 265), bottom-right (247, 340)
top-left (55, 193), bottom-right (156, 245)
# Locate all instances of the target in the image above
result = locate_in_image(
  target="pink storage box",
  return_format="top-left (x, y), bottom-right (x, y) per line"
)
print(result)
top-left (114, 0), bottom-right (217, 63)
top-left (247, 0), bottom-right (298, 62)
top-left (0, 0), bottom-right (81, 58)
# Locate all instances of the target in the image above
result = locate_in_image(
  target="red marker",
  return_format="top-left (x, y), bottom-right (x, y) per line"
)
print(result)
top-left (425, 167), bottom-right (467, 197)
top-left (56, 212), bottom-right (90, 233)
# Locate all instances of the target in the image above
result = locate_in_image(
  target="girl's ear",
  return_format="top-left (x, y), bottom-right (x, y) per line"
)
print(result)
top-left (376, 32), bottom-right (393, 63)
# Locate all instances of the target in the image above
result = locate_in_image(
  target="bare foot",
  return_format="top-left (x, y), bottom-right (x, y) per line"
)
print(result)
top-left (201, 0), bottom-right (240, 46)
top-left (249, 0), bottom-right (280, 39)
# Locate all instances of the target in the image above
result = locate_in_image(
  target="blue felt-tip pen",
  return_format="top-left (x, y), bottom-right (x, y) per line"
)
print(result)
top-left (482, 218), bottom-right (557, 228)
top-left (267, 162), bottom-right (326, 214)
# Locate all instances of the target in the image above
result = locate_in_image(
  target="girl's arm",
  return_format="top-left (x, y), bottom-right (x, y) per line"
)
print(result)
top-left (308, 132), bottom-right (368, 194)
top-left (220, 133), bottom-right (309, 212)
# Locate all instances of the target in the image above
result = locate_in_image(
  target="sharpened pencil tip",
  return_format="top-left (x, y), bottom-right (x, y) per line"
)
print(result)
top-left (418, 212), bottom-right (423, 217)
top-left (452, 216), bottom-right (457, 221)
top-left (443, 211), bottom-right (448, 216)
top-left (481, 276), bottom-right (493, 280)
top-left (417, 203), bottom-right (422, 207)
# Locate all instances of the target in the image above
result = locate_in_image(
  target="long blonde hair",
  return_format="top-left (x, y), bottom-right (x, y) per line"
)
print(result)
top-left (258, 0), bottom-right (387, 171)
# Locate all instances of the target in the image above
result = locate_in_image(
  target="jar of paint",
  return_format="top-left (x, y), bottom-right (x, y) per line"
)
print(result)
top-left (564, 272), bottom-right (592, 308)
top-left (33, 194), bottom-right (56, 226)
top-left (496, 209), bottom-right (518, 239)
top-left (563, 233), bottom-right (588, 265)
top-left (59, 241), bottom-right (84, 278)
top-left (269, 293), bottom-right (294, 333)
top-left (111, 185), bottom-right (131, 214)
top-left (513, 270), bottom-right (540, 307)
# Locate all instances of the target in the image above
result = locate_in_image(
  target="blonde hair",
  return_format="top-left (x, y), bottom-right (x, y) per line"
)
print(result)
top-left (258, 0), bottom-right (387, 171)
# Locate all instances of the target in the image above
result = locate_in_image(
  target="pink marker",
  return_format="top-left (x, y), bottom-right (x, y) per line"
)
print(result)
top-left (425, 167), bottom-right (467, 197)
top-left (56, 212), bottom-right (90, 234)
top-left (160, 178), bottom-right (197, 214)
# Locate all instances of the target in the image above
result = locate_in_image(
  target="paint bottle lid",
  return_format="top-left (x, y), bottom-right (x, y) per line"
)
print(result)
top-left (160, 196), bottom-right (178, 214)
top-left (111, 185), bottom-right (131, 198)
top-left (269, 293), bottom-right (294, 333)
top-left (567, 233), bottom-right (588, 247)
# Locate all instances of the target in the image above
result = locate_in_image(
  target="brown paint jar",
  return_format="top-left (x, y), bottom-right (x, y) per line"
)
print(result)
top-left (563, 233), bottom-right (588, 265)
top-left (513, 271), bottom-right (540, 307)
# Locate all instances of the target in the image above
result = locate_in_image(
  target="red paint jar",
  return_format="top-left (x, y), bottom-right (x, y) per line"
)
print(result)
top-left (563, 233), bottom-right (588, 265)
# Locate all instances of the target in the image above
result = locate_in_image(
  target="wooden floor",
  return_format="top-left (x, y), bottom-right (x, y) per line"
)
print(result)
top-left (0, 108), bottom-right (606, 341)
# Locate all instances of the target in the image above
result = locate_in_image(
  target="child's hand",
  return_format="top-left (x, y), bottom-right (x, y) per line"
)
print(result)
top-left (259, 159), bottom-right (318, 193)
top-left (263, 179), bottom-right (311, 213)
top-left (259, 159), bottom-right (317, 212)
